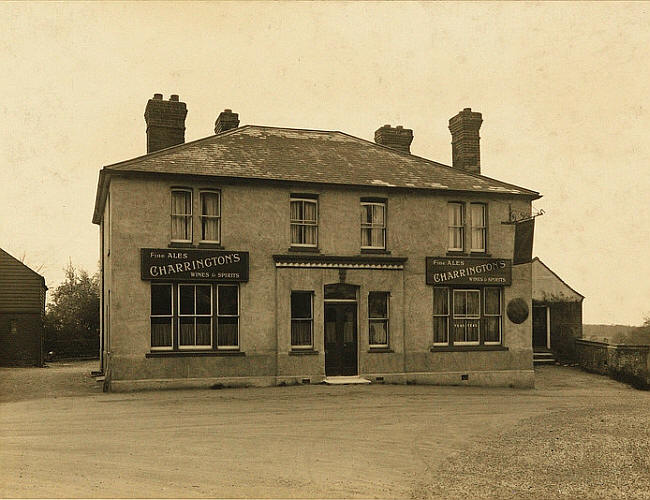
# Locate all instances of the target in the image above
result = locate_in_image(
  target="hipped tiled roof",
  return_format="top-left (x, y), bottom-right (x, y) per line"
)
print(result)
top-left (93, 125), bottom-right (539, 223)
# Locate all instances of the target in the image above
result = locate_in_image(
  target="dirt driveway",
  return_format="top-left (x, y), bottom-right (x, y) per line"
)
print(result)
top-left (0, 363), bottom-right (649, 499)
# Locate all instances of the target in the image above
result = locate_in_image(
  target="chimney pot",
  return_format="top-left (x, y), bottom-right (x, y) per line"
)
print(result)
top-left (449, 108), bottom-right (483, 174)
top-left (144, 93), bottom-right (187, 153)
top-left (215, 109), bottom-right (240, 134)
top-left (374, 124), bottom-right (414, 154)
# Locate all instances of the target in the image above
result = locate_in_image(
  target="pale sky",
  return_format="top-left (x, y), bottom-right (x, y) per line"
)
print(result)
top-left (1, 2), bottom-right (649, 325)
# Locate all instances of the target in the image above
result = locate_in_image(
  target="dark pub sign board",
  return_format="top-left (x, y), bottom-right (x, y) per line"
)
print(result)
top-left (426, 256), bottom-right (512, 286)
top-left (141, 248), bottom-right (249, 282)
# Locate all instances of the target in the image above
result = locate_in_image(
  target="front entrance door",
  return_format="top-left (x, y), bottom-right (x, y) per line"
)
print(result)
top-left (324, 303), bottom-right (358, 376)
top-left (532, 306), bottom-right (548, 349)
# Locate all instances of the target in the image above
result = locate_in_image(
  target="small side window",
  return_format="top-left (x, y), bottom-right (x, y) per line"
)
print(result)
top-left (368, 292), bottom-right (389, 348)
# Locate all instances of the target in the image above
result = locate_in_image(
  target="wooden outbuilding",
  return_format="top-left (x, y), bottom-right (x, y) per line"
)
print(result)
top-left (0, 248), bottom-right (47, 366)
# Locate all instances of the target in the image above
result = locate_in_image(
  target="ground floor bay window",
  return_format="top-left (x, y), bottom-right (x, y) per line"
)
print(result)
top-left (150, 283), bottom-right (239, 351)
top-left (433, 287), bottom-right (502, 347)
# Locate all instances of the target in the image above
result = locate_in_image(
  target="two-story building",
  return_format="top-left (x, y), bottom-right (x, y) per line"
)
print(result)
top-left (92, 94), bottom-right (541, 391)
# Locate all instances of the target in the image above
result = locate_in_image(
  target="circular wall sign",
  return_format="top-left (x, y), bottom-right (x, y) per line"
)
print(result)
top-left (506, 298), bottom-right (529, 324)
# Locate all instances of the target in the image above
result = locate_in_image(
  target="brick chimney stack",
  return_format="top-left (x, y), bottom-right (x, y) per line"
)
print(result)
top-left (374, 124), bottom-right (414, 154)
top-left (448, 108), bottom-right (483, 174)
top-left (214, 109), bottom-right (240, 134)
top-left (144, 93), bottom-right (188, 153)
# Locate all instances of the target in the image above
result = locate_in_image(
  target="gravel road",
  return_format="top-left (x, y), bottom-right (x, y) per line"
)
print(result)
top-left (0, 362), bottom-right (648, 498)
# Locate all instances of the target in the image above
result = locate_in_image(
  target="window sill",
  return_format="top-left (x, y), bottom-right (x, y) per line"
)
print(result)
top-left (288, 246), bottom-right (320, 253)
top-left (198, 242), bottom-right (224, 249)
top-left (360, 248), bottom-right (391, 255)
top-left (429, 345), bottom-right (508, 352)
top-left (168, 242), bottom-right (193, 248)
top-left (289, 349), bottom-right (319, 356)
top-left (146, 351), bottom-right (245, 358)
top-left (368, 348), bottom-right (393, 353)
top-left (445, 251), bottom-right (493, 258)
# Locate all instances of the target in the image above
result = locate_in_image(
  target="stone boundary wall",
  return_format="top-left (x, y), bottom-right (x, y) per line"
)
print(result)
top-left (575, 339), bottom-right (650, 389)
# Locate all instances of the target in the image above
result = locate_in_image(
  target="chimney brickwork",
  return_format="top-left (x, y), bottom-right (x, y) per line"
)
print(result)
top-left (374, 124), bottom-right (414, 153)
top-left (214, 109), bottom-right (240, 134)
top-left (144, 94), bottom-right (187, 153)
top-left (448, 108), bottom-right (483, 174)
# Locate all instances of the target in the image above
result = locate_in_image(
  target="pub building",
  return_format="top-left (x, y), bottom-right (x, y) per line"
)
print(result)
top-left (92, 95), bottom-right (541, 391)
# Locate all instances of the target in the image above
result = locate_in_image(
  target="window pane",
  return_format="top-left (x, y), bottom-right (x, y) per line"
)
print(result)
top-left (196, 285), bottom-right (211, 315)
top-left (471, 204), bottom-right (485, 226)
top-left (485, 317), bottom-right (501, 343)
top-left (449, 227), bottom-right (463, 249)
top-left (362, 204), bottom-right (372, 224)
top-left (291, 293), bottom-right (312, 319)
top-left (303, 201), bottom-right (316, 222)
top-left (467, 291), bottom-right (480, 316)
top-left (453, 290), bottom-right (466, 316)
top-left (371, 228), bottom-right (384, 247)
top-left (291, 320), bottom-right (312, 346)
top-left (151, 317), bottom-right (172, 347)
top-left (472, 228), bottom-right (485, 250)
top-left (172, 215), bottom-right (191, 241)
top-left (448, 203), bottom-right (462, 225)
top-left (373, 204), bottom-right (385, 225)
top-left (179, 317), bottom-right (194, 345)
top-left (369, 320), bottom-right (388, 345)
top-left (361, 228), bottom-right (371, 246)
top-left (218, 317), bottom-right (238, 346)
top-left (290, 200), bottom-right (301, 221)
top-left (179, 285), bottom-right (195, 315)
top-left (151, 284), bottom-right (172, 315)
top-left (218, 286), bottom-right (238, 315)
top-left (484, 288), bottom-right (501, 315)
top-left (433, 317), bottom-right (448, 344)
top-left (369, 292), bottom-right (388, 318)
top-left (305, 225), bottom-right (317, 245)
top-left (196, 317), bottom-right (212, 345)
top-left (433, 288), bottom-right (449, 315)
top-left (201, 192), bottom-right (220, 216)
top-left (202, 218), bottom-right (220, 241)
top-left (466, 321), bottom-right (479, 342)
top-left (172, 191), bottom-right (191, 215)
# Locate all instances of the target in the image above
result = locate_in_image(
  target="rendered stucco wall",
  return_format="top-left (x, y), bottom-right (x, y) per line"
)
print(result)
top-left (104, 175), bottom-right (534, 390)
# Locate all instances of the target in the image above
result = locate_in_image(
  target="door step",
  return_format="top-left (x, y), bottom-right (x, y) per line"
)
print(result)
top-left (533, 351), bottom-right (556, 365)
top-left (323, 376), bottom-right (371, 385)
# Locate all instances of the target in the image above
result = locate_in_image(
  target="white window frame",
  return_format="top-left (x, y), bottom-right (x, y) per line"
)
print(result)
top-left (178, 284), bottom-right (213, 350)
top-left (290, 197), bottom-right (318, 248)
top-left (452, 289), bottom-right (481, 346)
top-left (291, 291), bottom-right (314, 350)
top-left (200, 190), bottom-right (221, 244)
top-left (483, 287), bottom-right (502, 345)
top-left (470, 203), bottom-right (487, 253)
top-left (171, 188), bottom-right (193, 243)
top-left (150, 283), bottom-right (173, 351)
top-left (217, 284), bottom-right (240, 350)
top-left (448, 202), bottom-right (465, 251)
top-left (361, 202), bottom-right (387, 250)
top-left (433, 287), bottom-right (450, 346)
top-left (368, 291), bottom-right (389, 348)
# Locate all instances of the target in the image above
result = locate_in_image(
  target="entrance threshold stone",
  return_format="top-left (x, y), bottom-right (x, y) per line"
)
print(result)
top-left (323, 376), bottom-right (371, 385)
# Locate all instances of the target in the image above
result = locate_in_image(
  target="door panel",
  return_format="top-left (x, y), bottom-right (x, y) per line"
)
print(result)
top-left (324, 303), bottom-right (358, 376)
top-left (532, 306), bottom-right (547, 348)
